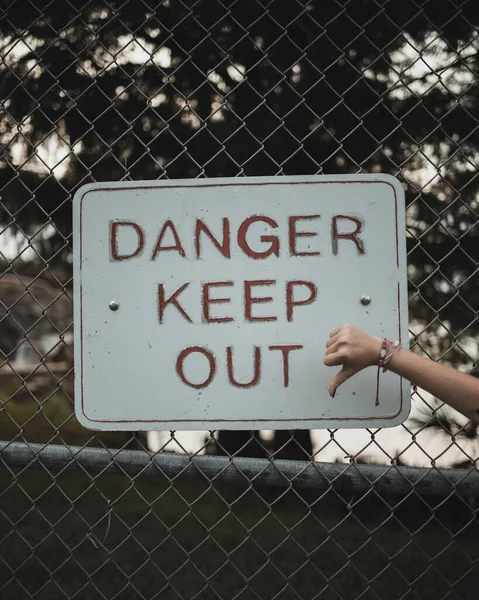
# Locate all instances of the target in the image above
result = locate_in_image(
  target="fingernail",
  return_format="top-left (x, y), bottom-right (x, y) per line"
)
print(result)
top-left (332, 390), bottom-right (336, 398)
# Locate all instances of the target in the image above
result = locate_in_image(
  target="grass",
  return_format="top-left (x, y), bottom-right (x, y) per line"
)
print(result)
top-left (0, 467), bottom-right (478, 600)
top-left (1, 373), bottom-right (478, 599)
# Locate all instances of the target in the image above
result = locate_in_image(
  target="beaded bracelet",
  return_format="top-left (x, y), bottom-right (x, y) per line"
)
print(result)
top-left (375, 338), bottom-right (401, 406)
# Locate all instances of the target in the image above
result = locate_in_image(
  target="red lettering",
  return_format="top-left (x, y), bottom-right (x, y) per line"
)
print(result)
top-left (286, 281), bottom-right (317, 322)
top-left (237, 216), bottom-right (279, 259)
top-left (226, 346), bottom-right (261, 387)
top-left (176, 346), bottom-right (216, 388)
top-left (110, 221), bottom-right (144, 261)
top-left (331, 215), bottom-right (365, 255)
top-left (151, 220), bottom-right (185, 259)
top-left (195, 219), bottom-right (230, 258)
top-left (158, 283), bottom-right (192, 323)
top-left (202, 281), bottom-right (234, 323)
top-left (244, 280), bottom-right (277, 322)
top-left (289, 215), bottom-right (321, 256)
top-left (269, 345), bottom-right (303, 387)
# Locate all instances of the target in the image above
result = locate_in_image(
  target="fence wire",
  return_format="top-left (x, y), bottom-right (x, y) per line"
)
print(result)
top-left (1, 1), bottom-right (479, 599)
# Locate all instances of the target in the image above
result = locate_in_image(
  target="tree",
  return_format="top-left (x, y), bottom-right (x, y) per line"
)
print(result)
top-left (1, 0), bottom-right (478, 457)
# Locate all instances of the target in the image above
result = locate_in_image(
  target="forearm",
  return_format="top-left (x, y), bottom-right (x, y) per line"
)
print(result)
top-left (388, 348), bottom-right (479, 423)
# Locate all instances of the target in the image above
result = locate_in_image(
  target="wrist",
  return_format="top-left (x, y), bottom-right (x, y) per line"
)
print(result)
top-left (383, 344), bottom-right (406, 374)
top-left (369, 336), bottom-right (384, 366)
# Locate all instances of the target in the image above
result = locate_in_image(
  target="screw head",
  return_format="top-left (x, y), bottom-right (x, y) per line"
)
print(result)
top-left (109, 300), bottom-right (120, 311)
top-left (360, 295), bottom-right (371, 306)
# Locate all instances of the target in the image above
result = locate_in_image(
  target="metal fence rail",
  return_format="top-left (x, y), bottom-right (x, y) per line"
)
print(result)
top-left (3, 441), bottom-right (479, 498)
top-left (1, 1), bottom-right (479, 599)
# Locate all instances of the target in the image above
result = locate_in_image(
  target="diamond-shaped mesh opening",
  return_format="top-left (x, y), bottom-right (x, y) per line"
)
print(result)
top-left (2, 0), bottom-right (479, 598)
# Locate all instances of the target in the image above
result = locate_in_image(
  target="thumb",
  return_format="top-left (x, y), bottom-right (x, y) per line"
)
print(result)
top-left (329, 366), bottom-right (358, 397)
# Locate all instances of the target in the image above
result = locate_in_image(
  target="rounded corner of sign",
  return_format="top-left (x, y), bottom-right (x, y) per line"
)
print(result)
top-left (75, 405), bottom-right (101, 431)
top-left (383, 400), bottom-right (411, 429)
top-left (374, 174), bottom-right (405, 199)
top-left (384, 411), bottom-right (410, 429)
top-left (73, 183), bottom-right (100, 207)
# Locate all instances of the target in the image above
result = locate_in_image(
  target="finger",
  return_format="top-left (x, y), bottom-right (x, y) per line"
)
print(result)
top-left (329, 327), bottom-right (342, 338)
top-left (325, 334), bottom-right (341, 348)
top-left (323, 350), bottom-right (345, 367)
top-left (325, 339), bottom-right (342, 355)
top-left (329, 366), bottom-right (358, 397)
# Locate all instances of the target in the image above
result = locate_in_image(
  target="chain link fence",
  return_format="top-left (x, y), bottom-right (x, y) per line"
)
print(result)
top-left (1, 1), bottom-right (479, 598)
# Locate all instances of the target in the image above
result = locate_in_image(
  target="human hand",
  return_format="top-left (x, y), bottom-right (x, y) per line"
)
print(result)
top-left (324, 324), bottom-right (383, 397)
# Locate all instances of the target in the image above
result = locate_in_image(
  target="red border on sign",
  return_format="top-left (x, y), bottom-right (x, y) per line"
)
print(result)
top-left (79, 179), bottom-right (404, 424)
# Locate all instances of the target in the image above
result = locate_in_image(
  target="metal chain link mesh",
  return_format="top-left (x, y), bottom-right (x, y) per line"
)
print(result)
top-left (1, 1), bottom-right (479, 598)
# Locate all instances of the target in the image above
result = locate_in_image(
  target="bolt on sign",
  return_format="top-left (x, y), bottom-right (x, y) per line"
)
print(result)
top-left (73, 175), bottom-right (409, 431)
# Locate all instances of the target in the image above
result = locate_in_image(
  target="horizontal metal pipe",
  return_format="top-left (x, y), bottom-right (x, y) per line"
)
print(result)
top-left (1, 441), bottom-right (478, 497)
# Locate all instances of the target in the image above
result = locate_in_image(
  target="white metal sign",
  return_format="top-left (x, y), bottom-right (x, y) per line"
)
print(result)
top-left (73, 174), bottom-right (409, 431)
